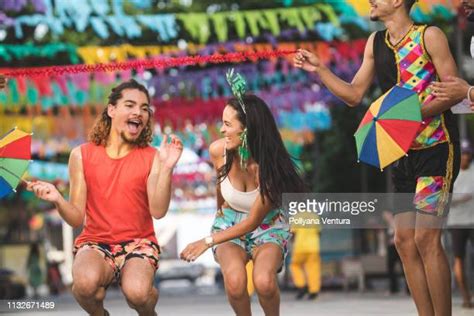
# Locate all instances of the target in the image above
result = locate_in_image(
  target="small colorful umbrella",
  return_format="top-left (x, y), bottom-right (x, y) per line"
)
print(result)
top-left (354, 86), bottom-right (422, 170)
top-left (0, 127), bottom-right (32, 198)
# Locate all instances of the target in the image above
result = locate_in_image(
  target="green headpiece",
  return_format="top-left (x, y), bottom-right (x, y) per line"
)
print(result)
top-left (225, 68), bottom-right (250, 170)
top-left (226, 68), bottom-right (247, 114)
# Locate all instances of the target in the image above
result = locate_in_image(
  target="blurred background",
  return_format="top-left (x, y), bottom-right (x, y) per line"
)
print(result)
top-left (0, 0), bottom-right (473, 314)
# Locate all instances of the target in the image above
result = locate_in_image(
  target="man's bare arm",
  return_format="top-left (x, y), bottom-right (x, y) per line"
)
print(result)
top-left (28, 146), bottom-right (86, 227)
top-left (294, 32), bottom-right (376, 107)
top-left (147, 150), bottom-right (173, 219)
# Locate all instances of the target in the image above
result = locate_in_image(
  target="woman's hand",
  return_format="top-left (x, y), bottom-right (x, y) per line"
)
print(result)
top-left (180, 239), bottom-right (209, 262)
top-left (430, 76), bottom-right (470, 102)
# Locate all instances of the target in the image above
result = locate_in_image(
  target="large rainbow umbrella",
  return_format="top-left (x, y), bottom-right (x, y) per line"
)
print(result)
top-left (354, 86), bottom-right (422, 170)
top-left (0, 127), bottom-right (32, 198)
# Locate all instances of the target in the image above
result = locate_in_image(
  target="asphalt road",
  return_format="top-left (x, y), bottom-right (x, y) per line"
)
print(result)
top-left (1, 284), bottom-right (472, 316)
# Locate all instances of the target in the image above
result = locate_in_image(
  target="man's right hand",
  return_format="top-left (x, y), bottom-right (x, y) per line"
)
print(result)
top-left (293, 49), bottom-right (322, 72)
top-left (27, 181), bottom-right (62, 203)
top-left (0, 75), bottom-right (6, 89)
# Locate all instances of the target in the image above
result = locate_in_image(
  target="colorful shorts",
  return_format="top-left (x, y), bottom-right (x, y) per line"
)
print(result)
top-left (73, 238), bottom-right (160, 282)
top-left (211, 207), bottom-right (292, 260)
top-left (392, 142), bottom-right (460, 217)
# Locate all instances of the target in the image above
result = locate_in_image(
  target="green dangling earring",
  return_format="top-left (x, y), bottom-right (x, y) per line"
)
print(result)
top-left (238, 128), bottom-right (250, 170)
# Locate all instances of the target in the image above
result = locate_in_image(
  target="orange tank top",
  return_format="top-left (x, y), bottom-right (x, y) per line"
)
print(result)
top-left (75, 142), bottom-right (157, 245)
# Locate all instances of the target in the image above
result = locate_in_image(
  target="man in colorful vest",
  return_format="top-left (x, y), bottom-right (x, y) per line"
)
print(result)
top-left (294, 1), bottom-right (460, 315)
top-left (28, 79), bottom-right (183, 316)
top-left (430, 0), bottom-right (474, 110)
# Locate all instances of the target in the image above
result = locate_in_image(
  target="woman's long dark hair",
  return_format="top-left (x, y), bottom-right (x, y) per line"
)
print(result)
top-left (217, 95), bottom-right (306, 208)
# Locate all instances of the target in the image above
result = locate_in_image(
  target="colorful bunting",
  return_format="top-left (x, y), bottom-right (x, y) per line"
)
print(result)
top-left (0, 43), bottom-right (80, 63)
top-left (0, 39), bottom-right (366, 110)
top-left (2, 1), bottom-right (460, 45)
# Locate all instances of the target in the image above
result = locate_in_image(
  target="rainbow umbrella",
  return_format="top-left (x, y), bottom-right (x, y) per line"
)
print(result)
top-left (0, 127), bottom-right (32, 198)
top-left (354, 86), bottom-right (422, 170)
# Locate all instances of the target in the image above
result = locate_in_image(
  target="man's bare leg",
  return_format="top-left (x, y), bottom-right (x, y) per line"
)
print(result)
top-left (121, 257), bottom-right (158, 316)
top-left (394, 212), bottom-right (434, 316)
top-left (415, 213), bottom-right (452, 316)
top-left (72, 250), bottom-right (114, 316)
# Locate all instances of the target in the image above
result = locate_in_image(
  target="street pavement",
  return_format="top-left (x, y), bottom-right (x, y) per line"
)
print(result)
top-left (1, 284), bottom-right (472, 316)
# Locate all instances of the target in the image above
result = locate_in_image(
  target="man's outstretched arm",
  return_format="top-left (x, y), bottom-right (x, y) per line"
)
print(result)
top-left (28, 146), bottom-right (87, 228)
top-left (294, 32), bottom-right (376, 107)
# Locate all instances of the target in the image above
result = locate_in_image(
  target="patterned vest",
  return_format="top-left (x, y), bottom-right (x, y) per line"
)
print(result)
top-left (375, 24), bottom-right (457, 149)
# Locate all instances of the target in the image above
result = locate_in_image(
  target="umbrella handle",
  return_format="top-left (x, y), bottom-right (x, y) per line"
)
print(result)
top-left (0, 167), bottom-right (55, 198)
top-left (0, 167), bottom-right (54, 195)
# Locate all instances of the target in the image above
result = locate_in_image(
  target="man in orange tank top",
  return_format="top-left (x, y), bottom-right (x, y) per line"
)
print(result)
top-left (26, 79), bottom-right (183, 316)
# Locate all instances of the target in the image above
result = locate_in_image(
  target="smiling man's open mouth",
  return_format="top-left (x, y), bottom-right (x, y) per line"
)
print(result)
top-left (127, 118), bottom-right (143, 134)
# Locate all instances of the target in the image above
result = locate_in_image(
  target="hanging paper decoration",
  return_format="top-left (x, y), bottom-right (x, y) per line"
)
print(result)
top-left (2, 38), bottom-right (367, 78)
top-left (0, 43), bottom-right (80, 63)
top-left (1, 49), bottom-right (295, 78)
top-left (280, 0), bottom-right (460, 19)
top-left (178, 5), bottom-right (344, 44)
top-left (5, 3), bottom-right (351, 44)
top-left (9, 0), bottom-right (178, 40)
top-left (0, 37), bottom-right (367, 111)
top-left (0, 0), bottom-right (46, 13)
top-left (3, 1), bottom-right (460, 45)
top-left (75, 37), bottom-right (363, 65)
top-left (77, 44), bottom-right (186, 65)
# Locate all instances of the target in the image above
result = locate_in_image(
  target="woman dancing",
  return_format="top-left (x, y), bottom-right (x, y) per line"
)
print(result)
top-left (180, 70), bottom-right (306, 316)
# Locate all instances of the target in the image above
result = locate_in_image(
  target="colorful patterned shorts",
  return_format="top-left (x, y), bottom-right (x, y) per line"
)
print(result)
top-left (392, 142), bottom-right (460, 217)
top-left (211, 207), bottom-right (292, 260)
top-left (73, 238), bottom-right (160, 282)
